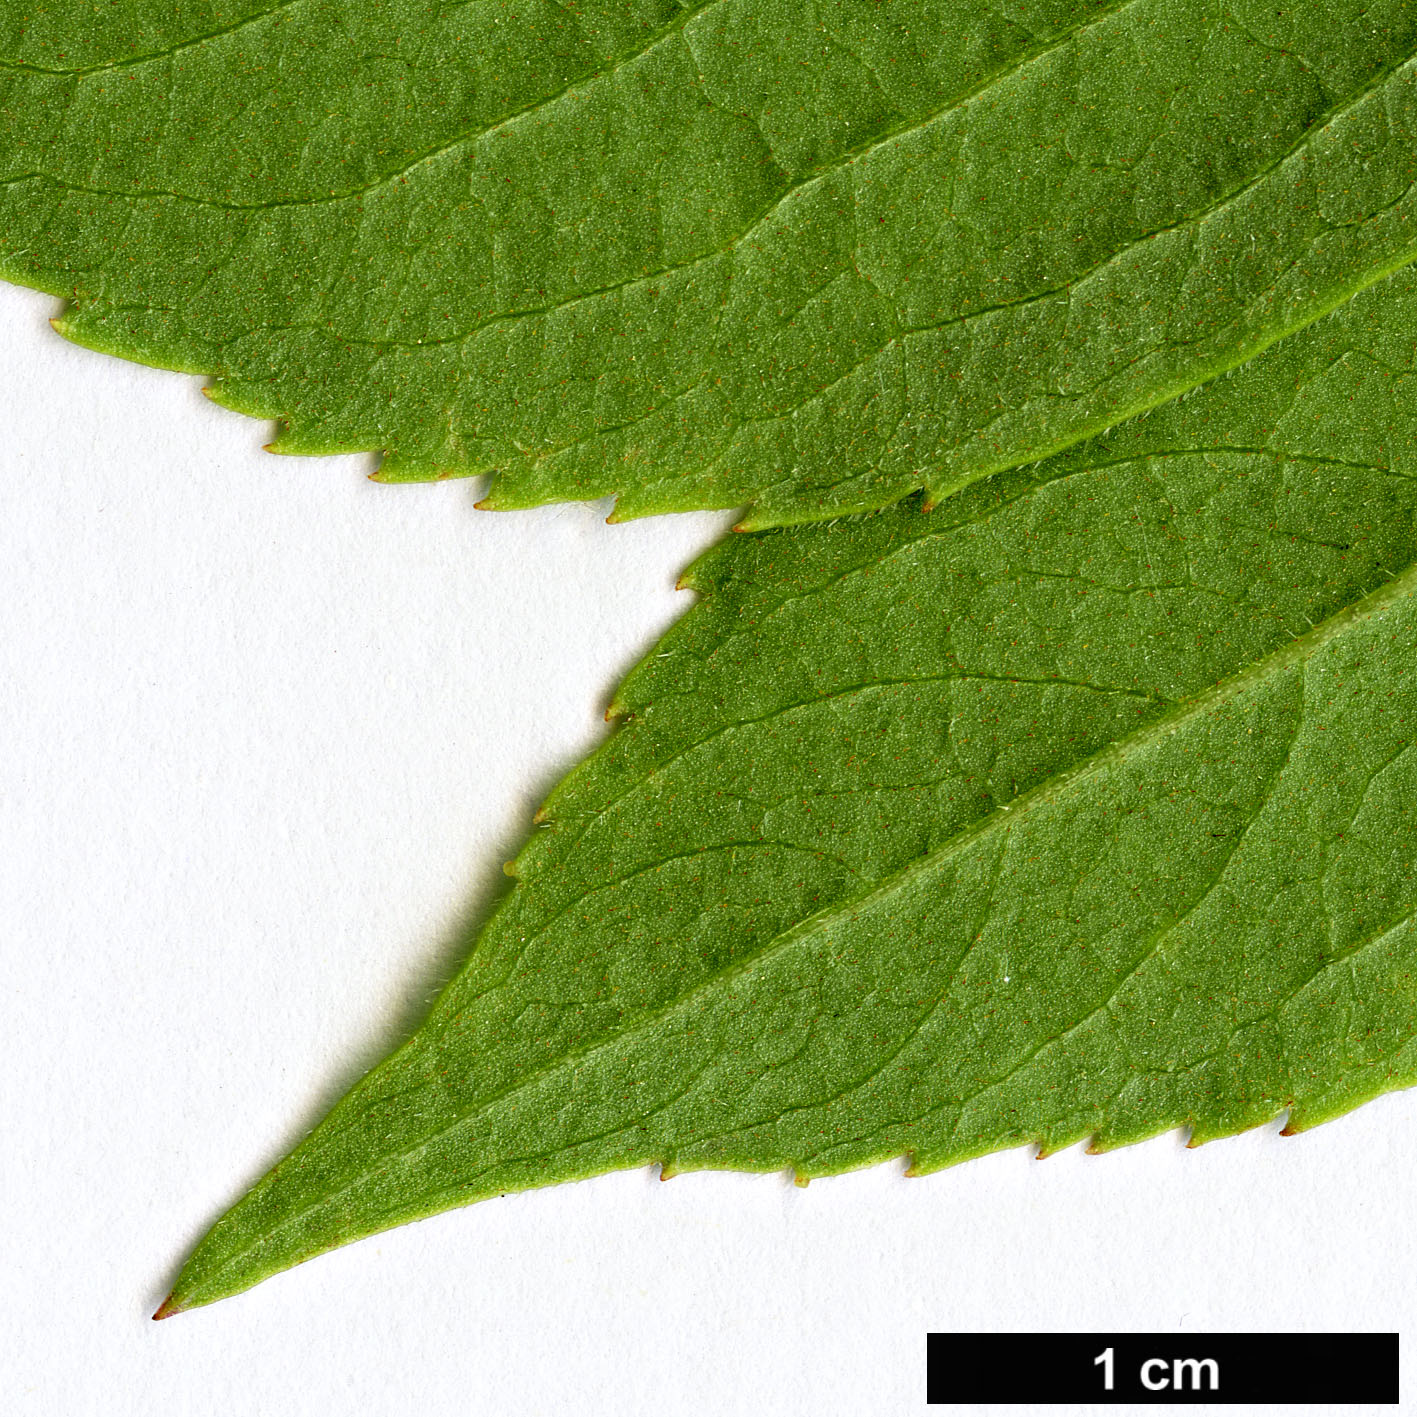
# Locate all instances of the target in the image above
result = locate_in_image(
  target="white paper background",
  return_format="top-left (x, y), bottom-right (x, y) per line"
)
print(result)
top-left (2, 276), bottom-right (1413, 1416)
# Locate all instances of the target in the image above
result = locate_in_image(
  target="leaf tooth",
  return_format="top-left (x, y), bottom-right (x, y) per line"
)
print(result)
top-left (675, 537), bottom-right (740, 597)
top-left (263, 419), bottom-right (314, 457)
top-left (1186, 1103), bottom-right (1290, 1149)
top-left (199, 378), bottom-right (283, 420)
top-left (47, 301), bottom-right (213, 372)
top-left (1084, 1127), bottom-right (1137, 1156)
top-left (473, 471), bottom-right (512, 511)
top-left (902, 1151), bottom-right (926, 1178)
top-left (47, 305), bottom-right (118, 358)
top-left (601, 481), bottom-right (701, 523)
top-left (1034, 1124), bottom-right (1091, 1159)
top-left (366, 449), bottom-right (450, 482)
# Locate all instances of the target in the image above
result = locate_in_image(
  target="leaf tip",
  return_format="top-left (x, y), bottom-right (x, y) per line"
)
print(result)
top-left (152, 1294), bottom-right (183, 1322)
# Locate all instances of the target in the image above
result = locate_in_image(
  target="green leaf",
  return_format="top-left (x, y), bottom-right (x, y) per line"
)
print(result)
top-left (5, 2), bottom-right (1417, 524)
top-left (160, 264), bottom-right (1417, 1313)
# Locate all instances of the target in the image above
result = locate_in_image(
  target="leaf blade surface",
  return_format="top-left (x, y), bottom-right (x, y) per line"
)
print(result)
top-left (5, 0), bottom-right (1417, 522)
top-left (163, 264), bottom-right (1417, 1310)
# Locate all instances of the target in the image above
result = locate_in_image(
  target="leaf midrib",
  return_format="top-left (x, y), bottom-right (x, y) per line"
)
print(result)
top-left (201, 534), bottom-right (1417, 1293)
top-left (433, 552), bottom-right (1417, 1120)
top-left (485, 668), bottom-right (1170, 992)
top-left (552, 442), bottom-right (1401, 922)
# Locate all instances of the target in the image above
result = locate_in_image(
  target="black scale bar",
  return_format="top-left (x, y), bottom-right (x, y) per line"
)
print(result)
top-left (926, 1332), bottom-right (1398, 1405)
